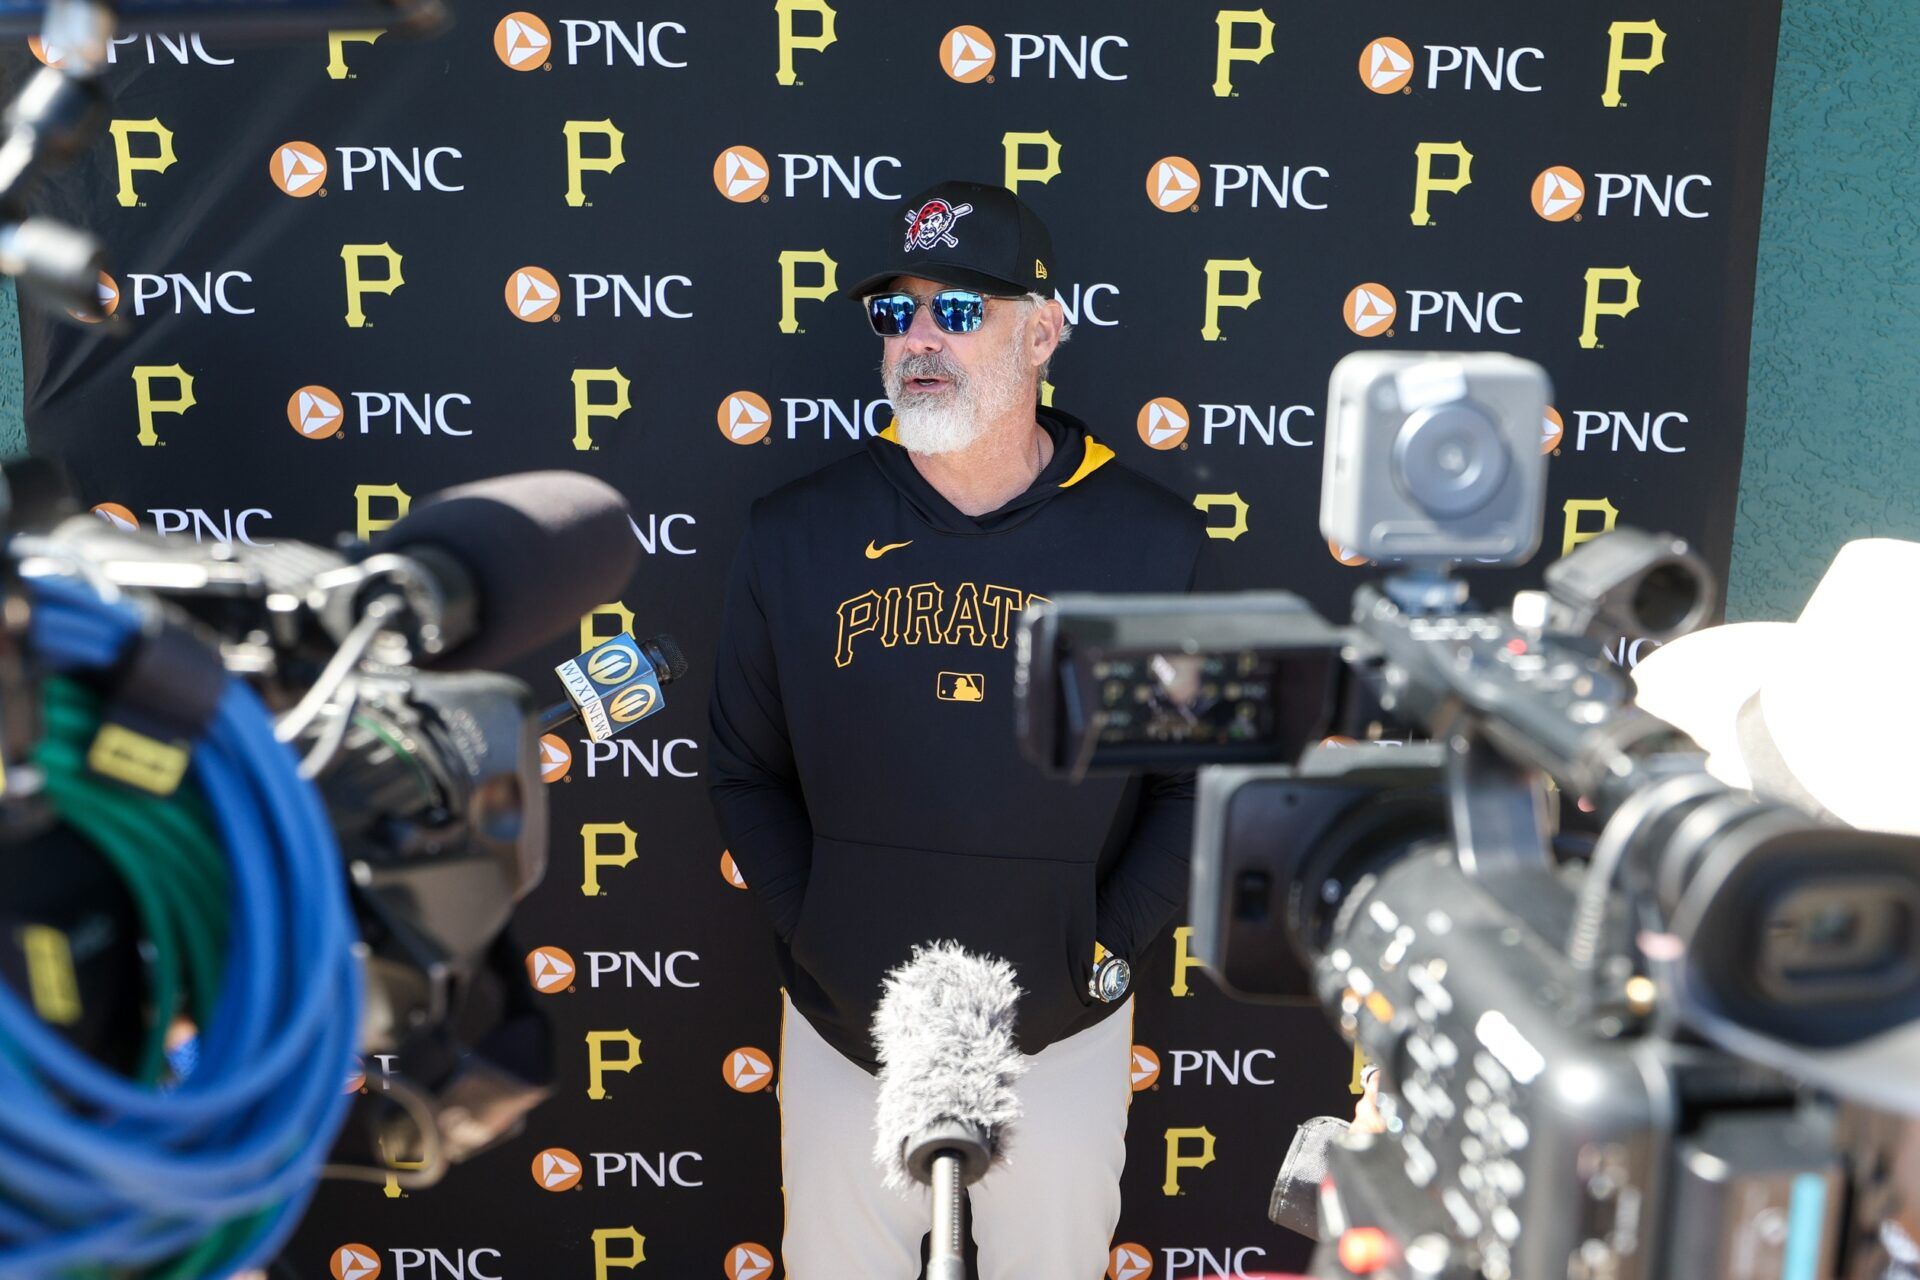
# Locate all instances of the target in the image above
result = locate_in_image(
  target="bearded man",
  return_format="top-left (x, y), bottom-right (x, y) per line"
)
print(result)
top-left (707, 180), bottom-right (1206, 1279)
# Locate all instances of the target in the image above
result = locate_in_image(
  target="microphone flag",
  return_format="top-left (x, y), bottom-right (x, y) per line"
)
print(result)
top-left (553, 632), bottom-right (664, 743)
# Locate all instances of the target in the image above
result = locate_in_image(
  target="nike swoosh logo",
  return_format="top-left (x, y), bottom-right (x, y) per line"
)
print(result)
top-left (865, 539), bottom-right (913, 560)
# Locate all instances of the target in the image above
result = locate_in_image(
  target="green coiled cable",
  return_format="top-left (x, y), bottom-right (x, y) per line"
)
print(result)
top-left (20, 677), bottom-right (264, 1280)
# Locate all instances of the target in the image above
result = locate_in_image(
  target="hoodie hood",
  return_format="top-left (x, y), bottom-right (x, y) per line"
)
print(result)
top-left (863, 406), bottom-right (1117, 536)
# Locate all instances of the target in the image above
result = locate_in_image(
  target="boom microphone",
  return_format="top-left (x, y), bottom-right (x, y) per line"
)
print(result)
top-left (872, 942), bottom-right (1026, 1280)
top-left (363, 471), bottom-right (640, 670)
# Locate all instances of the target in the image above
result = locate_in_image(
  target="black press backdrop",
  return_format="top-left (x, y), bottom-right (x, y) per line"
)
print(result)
top-left (11, 2), bottom-right (1781, 1276)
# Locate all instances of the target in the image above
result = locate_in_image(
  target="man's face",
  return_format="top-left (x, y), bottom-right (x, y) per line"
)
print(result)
top-left (878, 275), bottom-right (1036, 455)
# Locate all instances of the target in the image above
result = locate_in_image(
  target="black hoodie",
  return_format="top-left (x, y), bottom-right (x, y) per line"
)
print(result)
top-left (707, 407), bottom-right (1206, 1068)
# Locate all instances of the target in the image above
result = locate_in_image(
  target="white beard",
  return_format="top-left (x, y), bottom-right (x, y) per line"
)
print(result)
top-left (883, 320), bottom-right (1033, 456)
top-left (890, 392), bottom-right (989, 455)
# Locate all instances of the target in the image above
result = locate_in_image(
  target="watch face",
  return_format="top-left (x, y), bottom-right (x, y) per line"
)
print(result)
top-left (1095, 958), bottom-right (1131, 1002)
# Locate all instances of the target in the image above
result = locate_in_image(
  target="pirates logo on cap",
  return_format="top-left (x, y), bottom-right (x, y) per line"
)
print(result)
top-left (903, 198), bottom-right (973, 252)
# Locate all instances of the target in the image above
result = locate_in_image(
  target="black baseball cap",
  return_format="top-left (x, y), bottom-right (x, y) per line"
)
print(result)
top-left (844, 180), bottom-right (1056, 301)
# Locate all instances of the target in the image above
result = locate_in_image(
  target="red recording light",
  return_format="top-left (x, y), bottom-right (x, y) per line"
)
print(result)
top-left (1337, 1226), bottom-right (1396, 1273)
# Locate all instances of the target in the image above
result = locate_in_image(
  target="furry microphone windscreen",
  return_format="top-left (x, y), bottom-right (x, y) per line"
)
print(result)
top-left (870, 941), bottom-right (1028, 1192)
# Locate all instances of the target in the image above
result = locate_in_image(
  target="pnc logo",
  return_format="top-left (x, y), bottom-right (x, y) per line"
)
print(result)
top-left (526, 945), bottom-right (577, 994)
top-left (714, 146), bottom-right (770, 201)
top-left (33, 32), bottom-right (232, 66)
top-left (1533, 166), bottom-right (1585, 221)
top-left (91, 503), bottom-right (138, 531)
top-left (940, 25), bottom-right (995, 82)
top-left (506, 266), bottom-right (561, 322)
top-left (288, 385), bottom-right (345, 439)
top-left (1131, 1045), bottom-right (1162, 1090)
top-left (724, 1047), bottom-right (774, 1093)
top-left (344, 1054), bottom-right (366, 1093)
top-left (494, 11), bottom-right (551, 69)
top-left (331, 1245), bottom-right (382, 1280)
top-left (1344, 283), bottom-right (1397, 337)
top-left (532, 1147), bottom-right (584, 1192)
top-left (1136, 398), bottom-right (1190, 450)
top-left (1542, 406), bottom-right (1565, 453)
top-left (1109, 1243), bottom-right (1153, 1280)
top-left (539, 733), bottom-right (573, 782)
top-left (718, 391), bottom-right (772, 445)
top-left (70, 270), bottom-right (119, 323)
top-left (1359, 37), bottom-right (1414, 93)
top-left (720, 850), bottom-right (747, 889)
top-left (1330, 539), bottom-right (1370, 567)
top-left (1146, 157), bottom-right (1201, 213)
top-left (725, 1244), bottom-right (775, 1280)
top-left (271, 141), bottom-right (328, 197)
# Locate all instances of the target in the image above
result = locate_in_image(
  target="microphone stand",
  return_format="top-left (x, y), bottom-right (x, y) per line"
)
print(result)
top-left (929, 1150), bottom-right (966, 1280)
top-left (906, 1122), bottom-right (991, 1280)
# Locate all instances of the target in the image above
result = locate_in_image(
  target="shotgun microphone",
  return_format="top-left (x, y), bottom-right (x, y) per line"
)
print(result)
top-left (871, 942), bottom-right (1026, 1280)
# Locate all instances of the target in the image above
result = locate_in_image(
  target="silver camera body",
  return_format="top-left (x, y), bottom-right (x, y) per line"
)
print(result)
top-left (1320, 351), bottom-right (1550, 565)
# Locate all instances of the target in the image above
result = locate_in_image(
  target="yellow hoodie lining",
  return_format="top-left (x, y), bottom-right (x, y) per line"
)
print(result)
top-left (876, 420), bottom-right (1114, 488)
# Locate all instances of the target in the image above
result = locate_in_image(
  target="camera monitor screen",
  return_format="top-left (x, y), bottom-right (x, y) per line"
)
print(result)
top-left (1016, 592), bottom-right (1344, 775)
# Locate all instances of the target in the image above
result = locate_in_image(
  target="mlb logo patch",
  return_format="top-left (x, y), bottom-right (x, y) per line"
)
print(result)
top-left (937, 671), bottom-right (985, 702)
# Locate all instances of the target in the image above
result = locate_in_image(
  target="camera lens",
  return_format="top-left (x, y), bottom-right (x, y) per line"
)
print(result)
top-left (1392, 404), bottom-right (1510, 518)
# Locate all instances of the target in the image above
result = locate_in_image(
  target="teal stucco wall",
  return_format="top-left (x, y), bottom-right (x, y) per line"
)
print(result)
top-left (1726, 0), bottom-right (1920, 620)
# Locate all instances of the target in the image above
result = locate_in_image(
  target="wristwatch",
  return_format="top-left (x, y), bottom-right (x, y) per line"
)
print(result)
top-left (1089, 951), bottom-right (1132, 1003)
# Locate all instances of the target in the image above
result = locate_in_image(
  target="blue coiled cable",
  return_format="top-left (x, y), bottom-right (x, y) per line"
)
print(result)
top-left (0, 572), bottom-right (363, 1277)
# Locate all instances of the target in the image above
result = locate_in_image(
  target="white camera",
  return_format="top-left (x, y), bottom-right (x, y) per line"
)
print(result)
top-left (1319, 351), bottom-right (1550, 565)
